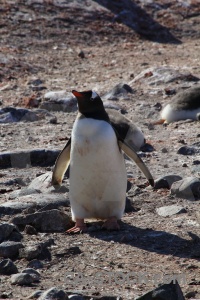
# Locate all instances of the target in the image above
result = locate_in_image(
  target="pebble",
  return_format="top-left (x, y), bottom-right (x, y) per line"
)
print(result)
top-left (102, 83), bottom-right (134, 101)
top-left (11, 272), bottom-right (36, 285)
top-left (153, 175), bottom-right (182, 189)
top-left (170, 177), bottom-right (200, 200)
top-left (0, 258), bottom-right (18, 275)
top-left (0, 241), bottom-right (24, 258)
top-left (156, 205), bottom-right (187, 217)
top-left (38, 287), bottom-right (67, 300)
top-left (24, 225), bottom-right (38, 235)
top-left (11, 209), bottom-right (71, 232)
top-left (27, 259), bottom-right (44, 269)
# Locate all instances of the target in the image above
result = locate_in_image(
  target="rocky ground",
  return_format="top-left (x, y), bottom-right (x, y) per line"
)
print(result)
top-left (0, 0), bottom-right (200, 299)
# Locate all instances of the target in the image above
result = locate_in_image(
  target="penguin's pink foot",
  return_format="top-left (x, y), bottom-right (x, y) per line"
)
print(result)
top-left (152, 119), bottom-right (165, 125)
top-left (66, 218), bottom-right (87, 234)
top-left (102, 217), bottom-right (120, 231)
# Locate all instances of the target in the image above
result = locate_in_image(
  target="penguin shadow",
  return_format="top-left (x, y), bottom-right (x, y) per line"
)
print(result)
top-left (87, 222), bottom-right (200, 260)
top-left (93, 0), bottom-right (181, 44)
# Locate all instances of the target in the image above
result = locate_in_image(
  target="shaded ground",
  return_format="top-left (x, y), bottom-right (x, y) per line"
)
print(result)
top-left (0, 1), bottom-right (200, 299)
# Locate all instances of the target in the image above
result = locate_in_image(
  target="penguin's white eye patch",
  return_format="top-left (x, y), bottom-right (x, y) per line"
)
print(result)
top-left (91, 91), bottom-right (98, 101)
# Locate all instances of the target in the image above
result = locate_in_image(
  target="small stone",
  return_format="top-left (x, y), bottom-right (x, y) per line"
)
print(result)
top-left (78, 50), bottom-right (85, 58)
top-left (0, 241), bottom-right (23, 258)
top-left (182, 163), bottom-right (188, 167)
top-left (170, 177), bottom-right (200, 200)
top-left (161, 147), bottom-right (168, 153)
top-left (38, 287), bottom-right (67, 300)
top-left (24, 225), bottom-right (37, 235)
top-left (11, 272), bottom-right (35, 285)
top-left (0, 258), bottom-right (18, 275)
top-left (102, 83), bottom-right (134, 101)
top-left (177, 144), bottom-right (200, 156)
top-left (156, 205), bottom-right (187, 217)
top-left (27, 259), bottom-right (43, 269)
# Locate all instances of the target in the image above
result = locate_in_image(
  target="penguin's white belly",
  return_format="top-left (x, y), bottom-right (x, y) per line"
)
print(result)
top-left (161, 104), bottom-right (200, 123)
top-left (69, 118), bottom-right (127, 220)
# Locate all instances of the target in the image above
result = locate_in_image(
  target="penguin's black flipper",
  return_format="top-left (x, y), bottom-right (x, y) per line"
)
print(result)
top-left (52, 137), bottom-right (71, 187)
top-left (118, 140), bottom-right (154, 187)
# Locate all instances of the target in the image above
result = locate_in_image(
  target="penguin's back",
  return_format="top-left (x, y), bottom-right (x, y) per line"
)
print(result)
top-left (69, 117), bottom-right (127, 220)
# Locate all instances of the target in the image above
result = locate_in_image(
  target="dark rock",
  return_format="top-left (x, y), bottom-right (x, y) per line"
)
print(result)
top-left (0, 194), bottom-right (69, 215)
top-left (0, 258), bottom-right (18, 275)
top-left (0, 149), bottom-right (60, 169)
top-left (28, 79), bottom-right (44, 86)
top-left (0, 222), bottom-right (21, 243)
top-left (22, 268), bottom-right (40, 282)
top-left (156, 205), bottom-right (187, 217)
top-left (11, 209), bottom-right (71, 232)
top-left (19, 245), bottom-right (42, 260)
top-left (177, 143), bottom-right (200, 156)
top-left (135, 280), bottom-right (184, 300)
top-left (170, 177), bottom-right (200, 200)
top-left (27, 290), bottom-right (43, 299)
top-left (154, 175), bottom-right (182, 189)
top-left (11, 272), bottom-right (36, 285)
top-left (38, 287), bottom-right (67, 300)
top-left (27, 259), bottom-right (43, 269)
top-left (102, 83), bottom-right (134, 101)
top-left (24, 225), bottom-right (38, 235)
top-left (0, 241), bottom-right (23, 258)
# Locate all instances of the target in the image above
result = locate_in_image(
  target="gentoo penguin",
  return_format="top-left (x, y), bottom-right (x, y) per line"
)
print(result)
top-left (52, 90), bottom-right (154, 233)
top-left (154, 86), bottom-right (200, 124)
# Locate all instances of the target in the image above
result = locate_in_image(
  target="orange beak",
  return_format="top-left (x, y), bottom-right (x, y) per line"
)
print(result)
top-left (72, 90), bottom-right (84, 98)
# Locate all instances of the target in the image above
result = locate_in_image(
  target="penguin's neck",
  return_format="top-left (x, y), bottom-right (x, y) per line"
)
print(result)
top-left (78, 110), bottom-right (110, 123)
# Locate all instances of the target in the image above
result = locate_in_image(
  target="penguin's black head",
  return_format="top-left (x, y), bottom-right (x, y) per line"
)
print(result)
top-left (72, 90), bottom-right (105, 116)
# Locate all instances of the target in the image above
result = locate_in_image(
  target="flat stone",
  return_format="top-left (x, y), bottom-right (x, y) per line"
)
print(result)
top-left (0, 107), bottom-right (54, 123)
top-left (102, 83), bottom-right (134, 101)
top-left (41, 90), bottom-right (77, 112)
top-left (0, 258), bottom-right (18, 275)
top-left (0, 149), bottom-right (60, 169)
top-left (129, 66), bottom-right (199, 87)
top-left (11, 209), bottom-right (71, 232)
top-left (156, 205), bottom-right (187, 217)
top-left (8, 188), bottom-right (41, 200)
top-left (27, 290), bottom-right (43, 299)
top-left (153, 175), bottom-right (183, 189)
top-left (170, 177), bottom-right (200, 200)
top-left (11, 272), bottom-right (36, 285)
top-left (0, 193), bottom-right (69, 215)
top-left (0, 241), bottom-right (24, 258)
top-left (38, 287), bottom-right (67, 300)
